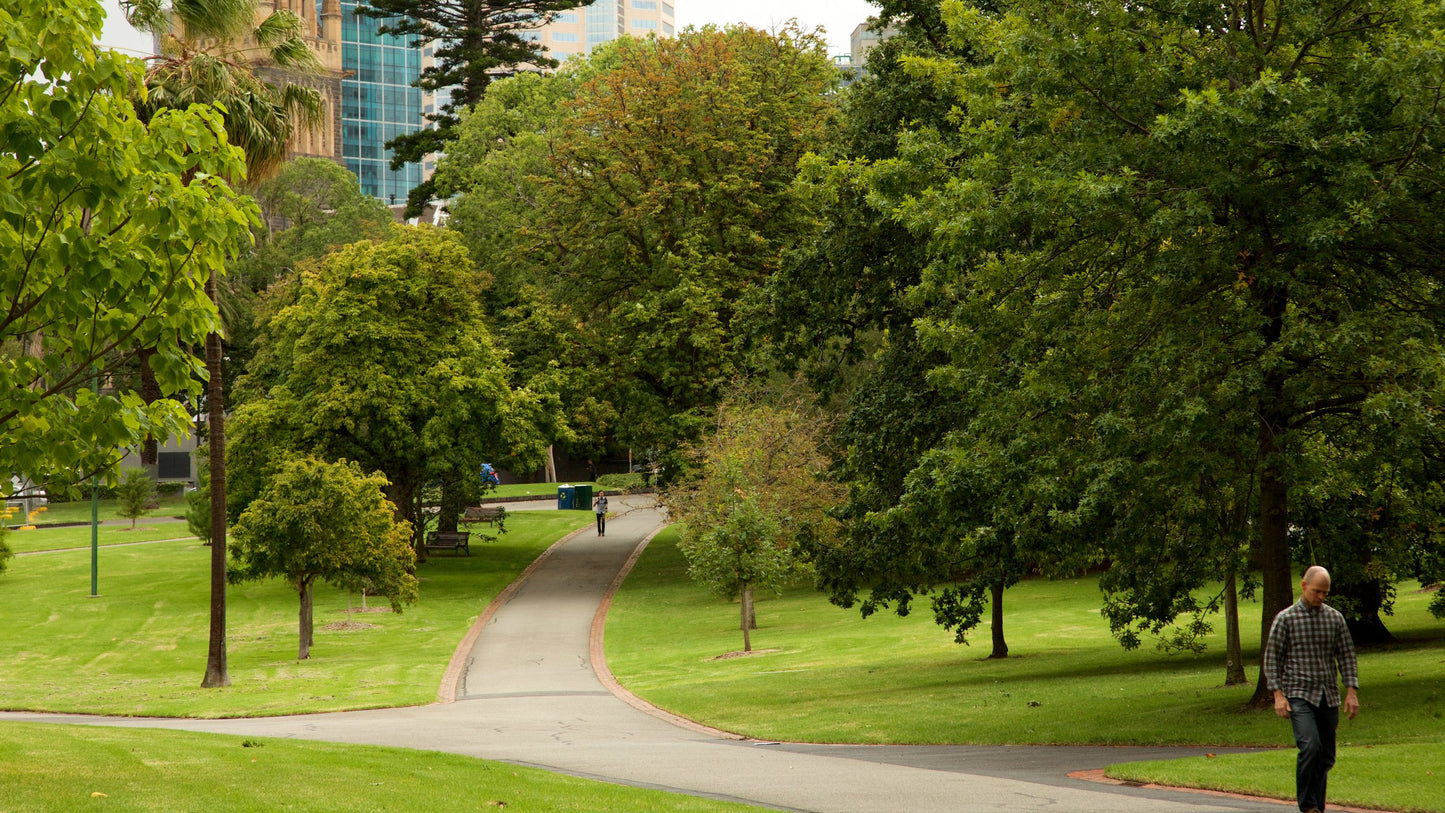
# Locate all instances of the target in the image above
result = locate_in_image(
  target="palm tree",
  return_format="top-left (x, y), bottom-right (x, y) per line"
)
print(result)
top-left (124, 0), bottom-right (326, 689)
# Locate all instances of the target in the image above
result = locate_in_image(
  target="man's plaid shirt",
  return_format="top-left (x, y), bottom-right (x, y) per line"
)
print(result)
top-left (1264, 598), bottom-right (1359, 707)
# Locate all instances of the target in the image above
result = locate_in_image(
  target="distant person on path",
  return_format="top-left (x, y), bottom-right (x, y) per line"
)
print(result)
top-left (587, 459), bottom-right (598, 481)
top-left (594, 491), bottom-right (608, 537)
top-left (1264, 565), bottom-right (1360, 813)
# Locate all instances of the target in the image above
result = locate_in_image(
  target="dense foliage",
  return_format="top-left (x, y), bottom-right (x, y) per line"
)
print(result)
top-left (792, 0), bottom-right (1445, 689)
top-left (0, 0), bottom-right (255, 497)
top-left (229, 226), bottom-right (556, 548)
top-left (229, 457), bottom-right (417, 659)
top-left (438, 26), bottom-right (839, 477)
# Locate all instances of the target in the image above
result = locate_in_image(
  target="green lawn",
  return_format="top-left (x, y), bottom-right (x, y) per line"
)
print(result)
top-left (15, 493), bottom-right (190, 526)
top-left (1109, 743), bottom-right (1442, 813)
top-left (605, 528), bottom-right (1445, 810)
top-left (0, 510), bottom-right (591, 717)
top-left (3, 521), bottom-right (196, 554)
top-left (0, 723), bottom-right (755, 812)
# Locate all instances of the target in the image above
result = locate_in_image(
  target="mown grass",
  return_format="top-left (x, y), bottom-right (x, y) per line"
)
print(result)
top-left (17, 494), bottom-right (190, 526)
top-left (1109, 743), bottom-right (1442, 813)
top-left (0, 510), bottom-right (591, 717)
top-left (3, 521), bottom-right (197, 554)
top-left (605, 528), bottom-right (1445, 809)
top-left (0, 722), bottom-right (755, 812)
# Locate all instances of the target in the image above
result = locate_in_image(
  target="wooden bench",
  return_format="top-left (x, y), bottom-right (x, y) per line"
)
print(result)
top-left (462, 505), bottom-right (504, 525)
top-left (423, 530), bottom-right (471, 556)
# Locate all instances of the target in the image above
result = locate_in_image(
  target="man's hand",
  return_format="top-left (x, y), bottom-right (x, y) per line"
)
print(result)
top-left (1344, 687), bottom-right (1359, 719)
top-left (1273, 691), bottom-right (1290, 718)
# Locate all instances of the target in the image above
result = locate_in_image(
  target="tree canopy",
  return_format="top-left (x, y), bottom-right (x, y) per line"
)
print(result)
top-left (797, 0), bottom-right (1445, 694)
top-left (438, 25), bottom-right (839, 476)
top-left (229, 456), bottom-right (417, 659)
top-left (228, 225), bottom-right (556, 547)
top-left (0, 0), bottom-right (256, 495)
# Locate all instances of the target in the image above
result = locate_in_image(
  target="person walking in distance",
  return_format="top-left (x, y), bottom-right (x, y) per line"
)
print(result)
top-left (594, 490), bottom-right (608, 537)
top-left (1264, 565), bottom-right (1360, 813)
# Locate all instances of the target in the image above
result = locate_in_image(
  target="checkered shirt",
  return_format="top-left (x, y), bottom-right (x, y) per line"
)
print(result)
top-left (1263, 598), bottom-right (1359, 707)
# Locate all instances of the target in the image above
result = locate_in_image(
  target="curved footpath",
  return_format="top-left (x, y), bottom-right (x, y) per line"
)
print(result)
top-left (8, 496), bottom-right (1302, 812)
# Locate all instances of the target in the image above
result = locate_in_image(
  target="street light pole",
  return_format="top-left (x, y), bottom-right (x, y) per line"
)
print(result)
top-left (90, 370), bottom-right (100, 598)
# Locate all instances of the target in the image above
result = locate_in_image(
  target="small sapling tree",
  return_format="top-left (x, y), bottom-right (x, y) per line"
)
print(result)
top-left (665, 391), bottom-right (841, 653)
top-left (229, 457), bottom-right (418, 659)
top-left (116, 469), bottom-right (156, 529)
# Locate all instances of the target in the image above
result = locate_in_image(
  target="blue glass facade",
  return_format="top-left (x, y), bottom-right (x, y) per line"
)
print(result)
top-left (339, 0), bottom-right (424, 203)
top-left (586, 0), bottom-right (624, 49)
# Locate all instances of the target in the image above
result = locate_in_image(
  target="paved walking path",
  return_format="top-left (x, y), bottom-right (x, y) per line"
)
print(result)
top-left (7, 495), bottom-right (1293, 812)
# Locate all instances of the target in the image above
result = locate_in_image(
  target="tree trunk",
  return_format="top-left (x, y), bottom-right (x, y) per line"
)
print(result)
top-left (298, 576), bottom-right (314, 660)
top-left (545, 444), bottom-right (557, 482)
top-left (200, 279), bottom-right (230, 688)
top-left (1336, 574), bottom-right (1397, 646)
top-left (1248, 282), bottom-right (1294, 709)
top-left (988, 579), bottom-right (1008, 659)
top-left (1224, 565), bottom-right (1247, 685)
top-left (437, 476), bottom-right (462, 534)
top-left (740, 583), bottom-right (754, 652)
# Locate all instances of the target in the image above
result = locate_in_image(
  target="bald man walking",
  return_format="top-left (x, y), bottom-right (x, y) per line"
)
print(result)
top-left (1264, 566), bottom-right (1360, 813)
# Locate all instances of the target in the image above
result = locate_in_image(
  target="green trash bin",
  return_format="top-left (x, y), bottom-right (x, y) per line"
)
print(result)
top-left (557, 485), bottom-right (576, 510)
top-left (574, 484), bottom-right (593, 511)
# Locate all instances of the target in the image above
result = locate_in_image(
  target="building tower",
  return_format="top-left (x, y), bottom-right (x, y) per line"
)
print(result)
top-left (530, 0), bottom-right (676, 60)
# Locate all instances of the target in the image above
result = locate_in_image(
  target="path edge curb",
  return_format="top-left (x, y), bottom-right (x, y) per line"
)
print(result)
top-left (588, 525), bottom-right (750, 741)
top-left (435, 521), bottom-right (595, 704)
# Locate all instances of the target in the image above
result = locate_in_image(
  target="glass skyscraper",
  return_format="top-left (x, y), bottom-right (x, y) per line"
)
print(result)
top-left (535, 0), bottom-right (675, 60)
top-left (339, 1), bottom-right (424, 203)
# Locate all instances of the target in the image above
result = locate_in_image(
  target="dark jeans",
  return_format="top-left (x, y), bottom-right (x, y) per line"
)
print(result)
top-left (596, 512), bottom-right (605, 535)
top-left (1289, 696), bottom-right (1339, 812)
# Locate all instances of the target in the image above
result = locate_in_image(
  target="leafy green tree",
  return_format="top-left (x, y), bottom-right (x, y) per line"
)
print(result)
top-left (475, 26), bottom-right (835, 475)
top-left (665, 392), bottom-right (841, 652)
top-left (0, 0), bottom-right (255, 499)
top-left (229, 457), bottom-right (417, 659)
top-left (353, 0), bottom-right (596, 215)
top-left (186, 445), bottom-right (213, 545)
top-left (867, 0), bottom-right (1445, 704)
top-left (771, 5), bottom-right (1018, 655)
top-left (124, 0), bottom-right (327, 689)
top-left (115, 469), bottom-right (156, 529)
top-left (229, 226), bottom-right (555, 550)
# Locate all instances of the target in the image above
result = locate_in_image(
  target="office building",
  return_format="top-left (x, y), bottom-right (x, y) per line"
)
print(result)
top-left (530, 0), bottom-right (676, 60)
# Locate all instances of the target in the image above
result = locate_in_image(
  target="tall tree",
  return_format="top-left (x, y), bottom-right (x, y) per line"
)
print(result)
top-left (0, 0), bottom-right (255, 500)
top-left (228, 226), bottom-right (555, 550)
top-left (124, 0), bottom-right (326, 689)
top-left (874, 0), bottom-right (1445, 704)
top-left (353, 0), bottom-right (596, 216)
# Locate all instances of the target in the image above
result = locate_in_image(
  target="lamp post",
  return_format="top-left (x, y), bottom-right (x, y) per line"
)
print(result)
top-left (89, 370), bottom-right (100, 598)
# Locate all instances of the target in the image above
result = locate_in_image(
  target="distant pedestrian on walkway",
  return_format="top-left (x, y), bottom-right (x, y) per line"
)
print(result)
top-left (594, 491), bottom-right (608, 537)
top-left (587, 459), bottom-right (598, 481)
top-left (1264, 565), bottom-right (1360, 813)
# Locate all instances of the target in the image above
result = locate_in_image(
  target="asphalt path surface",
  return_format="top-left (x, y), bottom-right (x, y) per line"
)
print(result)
top-left (6, 495), bottom-right (1295, 812)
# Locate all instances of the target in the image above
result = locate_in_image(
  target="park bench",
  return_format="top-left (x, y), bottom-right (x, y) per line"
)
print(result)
top-left (423, 530), bottom-right (471, 556)
top-left (462, 505), bottom-right (504, 525)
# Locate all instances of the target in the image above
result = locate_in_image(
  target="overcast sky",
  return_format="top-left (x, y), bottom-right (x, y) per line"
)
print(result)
top-left (99, 0), bottom-right (883, 59)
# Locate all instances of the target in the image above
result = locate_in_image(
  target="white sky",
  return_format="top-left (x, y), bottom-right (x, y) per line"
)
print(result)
top-left (98, 0), bottom-right (882, 60)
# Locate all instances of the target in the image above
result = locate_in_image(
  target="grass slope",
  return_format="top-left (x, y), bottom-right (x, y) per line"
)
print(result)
top-left (1109, 744), bottom-right (1442, 813)
top-left (0, 511), bottom-right (591, 717)
top-left (0, 723), bottom-right (756, 812)
top-left (605, 528), bottom-right (1445, 810)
